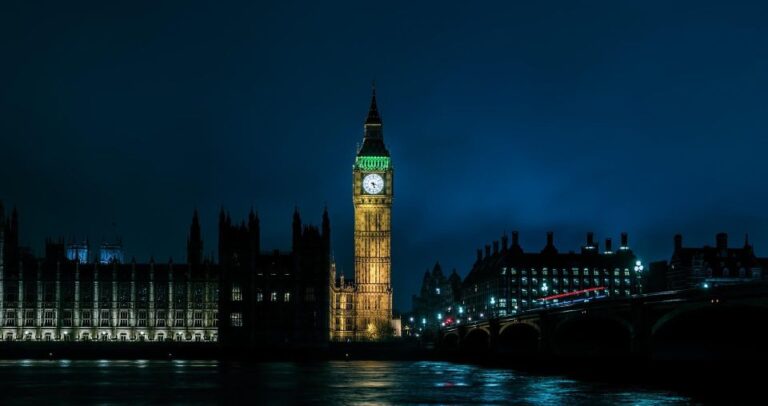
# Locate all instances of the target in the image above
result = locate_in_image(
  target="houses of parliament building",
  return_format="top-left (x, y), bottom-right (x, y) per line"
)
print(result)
top-left (0, 88), bottom-right (396, 345)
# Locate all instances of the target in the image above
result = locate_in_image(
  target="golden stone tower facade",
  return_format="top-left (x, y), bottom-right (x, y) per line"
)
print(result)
top-left (352, 87), bottom-right (393, 339)
top-left (330, 87), bottom-right (394, 341)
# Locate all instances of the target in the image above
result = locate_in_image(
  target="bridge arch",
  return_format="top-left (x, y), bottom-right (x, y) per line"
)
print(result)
top-left (442, 332), bottom-right (460, 350)
top-left (651, 302), bottom-right (768, 361)
top-left (499, 320), bottom-right (541, 335)
top-left (552, 315), bottom-right (633, 358)
top-left (461, 327), bottom-right (491, 353)
top-left (497, 321), bottom-right (540, 356)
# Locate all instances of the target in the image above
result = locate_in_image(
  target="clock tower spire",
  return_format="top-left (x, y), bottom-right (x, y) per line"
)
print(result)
top-left (358, 84), bottom-right (389, 157)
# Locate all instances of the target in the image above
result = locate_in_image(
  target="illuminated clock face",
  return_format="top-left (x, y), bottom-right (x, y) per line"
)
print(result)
top-left (362, 173), bottom-right (385, 194)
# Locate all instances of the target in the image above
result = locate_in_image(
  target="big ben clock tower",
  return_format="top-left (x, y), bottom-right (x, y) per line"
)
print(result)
top-left (352, 86), bottom-right (393, 339)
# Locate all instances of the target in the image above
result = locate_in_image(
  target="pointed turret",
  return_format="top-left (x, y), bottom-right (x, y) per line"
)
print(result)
top-left (420, 270), bottom-right (431, 294)
top-left (10, 207), bottom-right (18, 235)
top-left (248, 207), bottom-right (258, 229)
top-left (292, 207), bottom-right (302, 252)
top-left (432, 261), bottom-right (444, 278)
top-left (218, 207), bottom-right (228, 265)
top-left (248, 207), bottom-right (260, 264)
top-left (187, 210), bottom-right (203, 265)
top-left (322, 206), bottom-right (331, 251)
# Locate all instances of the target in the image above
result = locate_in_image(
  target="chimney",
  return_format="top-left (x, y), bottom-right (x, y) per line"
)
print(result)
top-left (485, 244), bottom-right (491, 258)
top-left (501, 234), bottom-right (508, 251)
top-left (620, 232), bottom-right (628, 248)
top-left (546, 231), bottom-right (554, 246)
top-left (716, 232), bottom-right (728, 250)
top-left (493, 240), bottom-right (499, 255)
top-left (605, 238), bottom-right (613, 253)
top-left (674, 234), bottom-right (683, 251)
top-left (476, 249), bottom-right (483, 263)
top-left (586, 232), bottom-right (594, 247)
top-left (512, 231), bottom-right (519, 247)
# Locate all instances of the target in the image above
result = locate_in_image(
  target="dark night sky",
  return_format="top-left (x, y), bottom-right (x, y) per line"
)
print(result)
top-left (2, 1), bottom-right (768, 310)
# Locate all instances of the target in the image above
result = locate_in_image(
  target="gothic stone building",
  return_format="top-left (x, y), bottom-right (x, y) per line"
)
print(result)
top-left (0, 203), bottom-right (333, 347)
top-left (461, 231), bottom-right (642, 321)
top-left (217, 208), bottom-right (331, 349)
top-left (0, 206), bottom-right (218, 342)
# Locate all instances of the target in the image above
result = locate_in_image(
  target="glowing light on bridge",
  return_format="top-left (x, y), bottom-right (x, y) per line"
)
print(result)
top-left (540, 286), bottom-right (607, 302)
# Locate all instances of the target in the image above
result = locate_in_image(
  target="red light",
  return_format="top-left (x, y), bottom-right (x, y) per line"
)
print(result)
top-left (540, 286), bottom-right (606, 301)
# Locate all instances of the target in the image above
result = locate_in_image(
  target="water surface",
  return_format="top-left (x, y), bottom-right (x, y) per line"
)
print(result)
top-left (0, 360), bottom-right (693, 405)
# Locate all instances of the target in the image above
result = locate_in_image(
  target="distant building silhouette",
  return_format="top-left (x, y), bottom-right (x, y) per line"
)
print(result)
top-left (411, 262), bottom-right (461, 328)
top-left (647, 233), bottom-right (767, 292)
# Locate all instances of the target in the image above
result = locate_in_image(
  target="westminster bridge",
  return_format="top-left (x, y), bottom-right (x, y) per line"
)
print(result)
top-left (438, 282), bottom-right (768, 360)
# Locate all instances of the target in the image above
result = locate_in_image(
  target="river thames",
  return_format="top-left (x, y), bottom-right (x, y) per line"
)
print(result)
top-left (0, 359), bottom-right (698, 405)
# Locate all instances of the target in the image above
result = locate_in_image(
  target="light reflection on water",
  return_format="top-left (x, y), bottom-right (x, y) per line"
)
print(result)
top-left (0, 360), bottom-right (693, 405)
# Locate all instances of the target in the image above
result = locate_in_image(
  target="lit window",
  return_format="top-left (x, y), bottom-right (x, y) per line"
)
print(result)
top-left (257, 292), bottom-right (264, 302)
top-left (43, 311), bottom-right (54, 327)
top-left (100, 310), bottom-right (110, 327)
top-left (271, 292), bottom-right (277, 302)
top-left (231, 283), bottom-right (242, 302)
top-left (284, 292), bottom-right (291, 302)
top-left (230, 312), bottom-right (242, 327)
